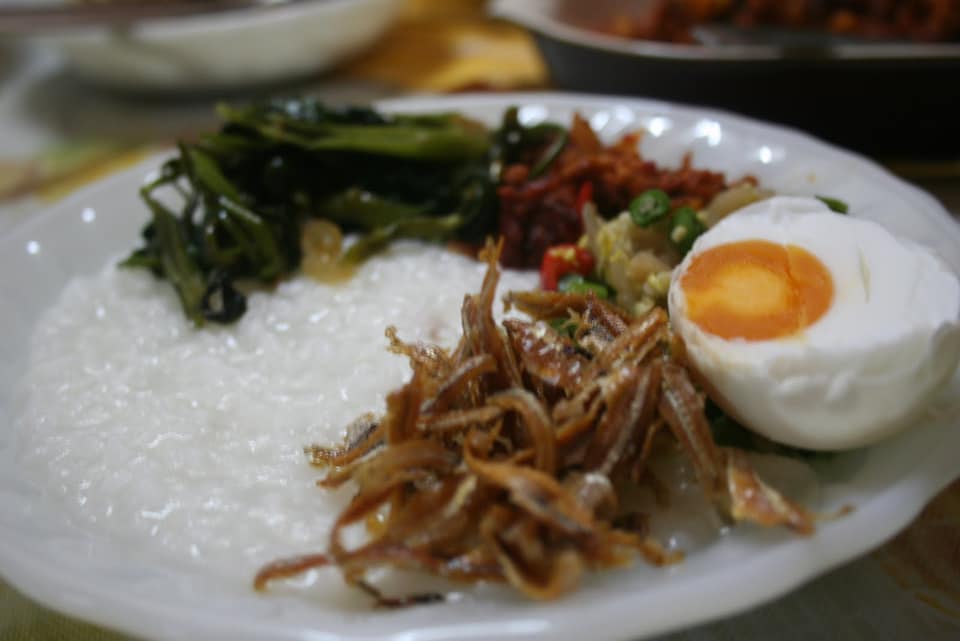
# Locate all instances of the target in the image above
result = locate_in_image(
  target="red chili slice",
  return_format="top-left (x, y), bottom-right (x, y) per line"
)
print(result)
top-left (540, 244), bottom-right (596, 290)
top-left (575, 182), bottom-right (594, 218)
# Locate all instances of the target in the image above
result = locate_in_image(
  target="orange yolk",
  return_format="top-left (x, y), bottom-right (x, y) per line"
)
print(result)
top-left (679, 239), bottom-right (834, 341)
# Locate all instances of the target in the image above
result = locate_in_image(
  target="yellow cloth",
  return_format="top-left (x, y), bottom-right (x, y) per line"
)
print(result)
top-left (339, 13), bottom-right (548, 92)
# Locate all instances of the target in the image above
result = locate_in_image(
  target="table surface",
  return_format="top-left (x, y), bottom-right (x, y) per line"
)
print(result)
top-left (1, 2), bottom-right (959, 640)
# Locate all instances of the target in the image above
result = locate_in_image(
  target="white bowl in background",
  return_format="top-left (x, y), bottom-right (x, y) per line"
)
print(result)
top-left (40, 0), bottom-right (403, 91)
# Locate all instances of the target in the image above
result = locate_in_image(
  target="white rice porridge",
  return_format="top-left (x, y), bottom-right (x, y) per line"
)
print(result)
top-left (14, 241), bottom-right (537, 582)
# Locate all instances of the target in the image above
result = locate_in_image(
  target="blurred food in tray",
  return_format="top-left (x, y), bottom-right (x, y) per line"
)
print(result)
top-left (492, 0), bottom-right (960, 158)
top-left (578, 0), bottom-right (960, 44)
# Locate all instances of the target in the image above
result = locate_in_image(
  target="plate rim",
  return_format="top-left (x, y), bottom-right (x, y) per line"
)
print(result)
top-left (1, 90), bottom-right (959, 641)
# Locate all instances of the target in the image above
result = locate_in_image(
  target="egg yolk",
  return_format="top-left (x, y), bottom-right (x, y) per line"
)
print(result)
top-left (679, 239), bottom-right (834, 340)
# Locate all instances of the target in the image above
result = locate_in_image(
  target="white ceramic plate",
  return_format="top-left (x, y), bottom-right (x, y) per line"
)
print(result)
top-left (1, 93), bottom-right (959, 641)
top-left (31, 0), bottom-right (403, 91)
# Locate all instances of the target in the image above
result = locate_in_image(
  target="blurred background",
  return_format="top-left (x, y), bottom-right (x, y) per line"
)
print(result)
top-left (1, 0), bottom-right (959, 225)
top-left (0, 0), bottom-right (958, 639)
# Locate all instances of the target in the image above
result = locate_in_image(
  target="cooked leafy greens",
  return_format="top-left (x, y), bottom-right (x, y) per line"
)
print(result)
top-left (122, 101), bottom-right (552, 326)
top-left (706, 400), bottom-right (833, 461)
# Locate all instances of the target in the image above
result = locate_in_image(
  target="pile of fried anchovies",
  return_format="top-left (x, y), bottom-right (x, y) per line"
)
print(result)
top-left (254, 240), bottom-right (813, 605)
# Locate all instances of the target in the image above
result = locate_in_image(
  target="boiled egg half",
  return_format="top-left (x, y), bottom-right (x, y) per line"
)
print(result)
top-left (668, 196), bottom-right (960, 450)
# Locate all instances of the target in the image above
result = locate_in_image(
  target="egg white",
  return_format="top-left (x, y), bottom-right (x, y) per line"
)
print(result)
top-left (668, 196), bottom-right (960, 450)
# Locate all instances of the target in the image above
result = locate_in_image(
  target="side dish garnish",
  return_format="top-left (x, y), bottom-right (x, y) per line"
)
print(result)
top-left (122, 102), bottom-right (751, 326)
top-left (122, 100), bottom-right (501, 325)
top-left (254, 241), bottom-right (813, 605)
top-left (496, 112), bottom-right (741, 269)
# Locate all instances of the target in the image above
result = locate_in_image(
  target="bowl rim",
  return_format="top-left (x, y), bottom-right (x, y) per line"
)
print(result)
top-left (47, 0), bottom-right (401, 42)
top-left (490, 0), bottom-right (960, 62)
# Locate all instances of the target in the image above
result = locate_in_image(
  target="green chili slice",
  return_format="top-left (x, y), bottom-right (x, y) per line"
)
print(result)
top-left (629, 189), bottom-right (671, 227)
top-left (558, 274), bottom-right (610, 299)
top-left (669, 206), bottom-right (707, 255)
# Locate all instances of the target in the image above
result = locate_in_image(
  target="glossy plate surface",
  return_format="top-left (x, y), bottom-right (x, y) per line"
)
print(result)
top-left (1, 93), bottom-right (959, 641)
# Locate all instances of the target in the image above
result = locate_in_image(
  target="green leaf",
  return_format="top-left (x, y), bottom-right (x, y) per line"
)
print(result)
top-left (217, 104), bottom-right (490, 161)
top-left (707, 400), bottom-right (835, 461)
top-left (140, 189), bottom-right (207, 327)
top-left (816, 195), bottom-right (849, 214)
top-left (316, 188), bottom-right (427, 230)
top-left (123, 99), bottom-right (555, 325)
top-left (528, 127), bottom-right (568, 178)
top-left (342, 212), bottom-right (465, 264)
top-left (182, 145), bottom-right (246, 204)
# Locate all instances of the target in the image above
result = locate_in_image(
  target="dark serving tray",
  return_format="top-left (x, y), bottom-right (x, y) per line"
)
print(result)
top-left (493, 0), bottom-right (960, 159)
